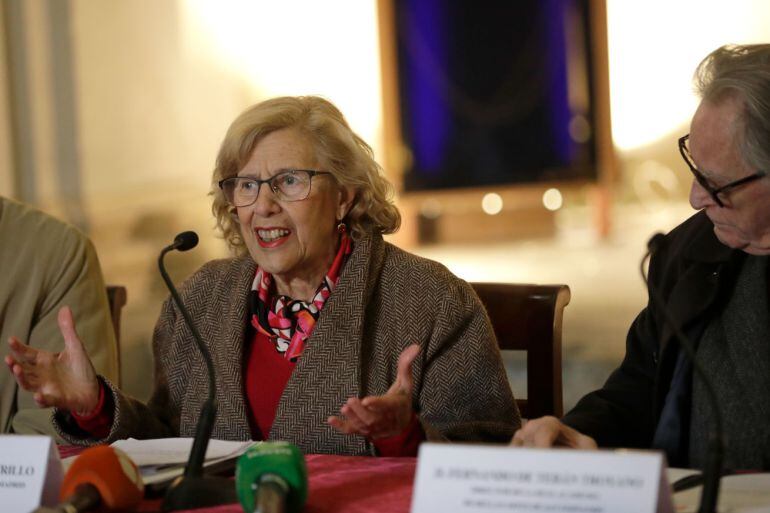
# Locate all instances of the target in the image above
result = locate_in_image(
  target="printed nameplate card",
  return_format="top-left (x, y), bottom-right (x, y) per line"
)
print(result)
top-left (411, 444), bottom-right (673, 513)
top-left (0, 435), bottom-right (63, 513)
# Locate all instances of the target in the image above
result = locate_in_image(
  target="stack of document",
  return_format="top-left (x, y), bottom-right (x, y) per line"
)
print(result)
top-left (668, 468), bottom-right (770, 512)
top-left (64, 438), bottom-right (258, 489)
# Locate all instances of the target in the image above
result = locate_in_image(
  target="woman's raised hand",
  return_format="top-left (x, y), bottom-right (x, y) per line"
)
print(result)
top-left (5, 306), bottom-right (101, 414)
top-left (328, 344), bottom-right (420, 439)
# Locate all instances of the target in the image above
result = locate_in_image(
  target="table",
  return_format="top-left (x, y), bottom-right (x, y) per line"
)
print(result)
top-left (55, 446), bottom-right (770, 512)
top-left (59, 447), bottom-right (416, 513)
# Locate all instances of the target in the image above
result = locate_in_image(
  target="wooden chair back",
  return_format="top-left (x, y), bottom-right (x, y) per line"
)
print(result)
top-left (471, 283), bottom-right (570, 419)
top-left (106, 285), bottom-right (127, 387)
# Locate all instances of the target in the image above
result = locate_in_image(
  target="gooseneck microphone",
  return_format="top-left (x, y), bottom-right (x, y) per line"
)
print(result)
top-left (643, 233), bottom-right (723, 513)
top-left (32, 445), bottom-right (144, 512)
top-left (158, 231), bottom-right (237, 511)
top-left (236, 442), bottom-right (308, 513)
top-left (170, 230), bottom-right (199, 252)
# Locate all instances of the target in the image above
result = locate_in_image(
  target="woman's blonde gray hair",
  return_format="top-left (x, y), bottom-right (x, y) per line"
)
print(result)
top-left (211, 96), bottom-right (401, 254)
top-left (695, 44), bottom-right (770, 173)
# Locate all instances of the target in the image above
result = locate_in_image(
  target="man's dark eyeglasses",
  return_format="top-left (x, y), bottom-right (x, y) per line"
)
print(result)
top-left (678, 134), bottom-right (766, 207)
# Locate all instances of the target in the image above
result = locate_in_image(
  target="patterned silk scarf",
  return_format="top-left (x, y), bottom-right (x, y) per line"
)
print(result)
top-left (250, 231), bottom-right (352, 362)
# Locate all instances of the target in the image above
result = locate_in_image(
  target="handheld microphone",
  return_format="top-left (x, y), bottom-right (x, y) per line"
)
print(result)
top-left (236, 442), bottom-right (308, 513)
top-left (38, 445), bottom-right (144, 512)
top-left (158, 231), bottom-right (237, 511)
top-left (643, 233), bottom-right (723, 513)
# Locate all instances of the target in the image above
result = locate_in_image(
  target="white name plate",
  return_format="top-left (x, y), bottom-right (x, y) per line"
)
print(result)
top-left (411, 444), bottom-right (673, 513)
top-left (0, 435), bottom-right (63, 513)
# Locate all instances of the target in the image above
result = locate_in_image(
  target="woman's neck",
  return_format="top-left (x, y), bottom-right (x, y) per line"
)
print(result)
top-left (273, 273), bottom-right (324, 303)
top-left (272, 242), bottom-right (338, 302)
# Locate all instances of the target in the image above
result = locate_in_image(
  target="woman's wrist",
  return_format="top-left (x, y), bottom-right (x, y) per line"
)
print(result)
top-left (371, 412), bottom-right (424, 457)
top-left (73, 378), bottom-right (104, 417)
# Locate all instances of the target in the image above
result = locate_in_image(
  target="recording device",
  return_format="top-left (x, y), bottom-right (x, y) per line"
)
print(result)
top-left (235, 442), bottom-right (308, 513)
top-left (158, 231), bottom-right (237, 511)
top-left (32, 445), bottom-right (144, 513)
top-left (643, 233), bottom-right (723, 513)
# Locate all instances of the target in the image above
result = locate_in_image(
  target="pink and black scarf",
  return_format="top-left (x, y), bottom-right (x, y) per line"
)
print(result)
top-left (249, 232), bottom-right (352, 362)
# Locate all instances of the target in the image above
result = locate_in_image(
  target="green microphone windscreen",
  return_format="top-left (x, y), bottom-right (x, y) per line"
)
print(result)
top-left (235, 441), bottom-right (308, 513)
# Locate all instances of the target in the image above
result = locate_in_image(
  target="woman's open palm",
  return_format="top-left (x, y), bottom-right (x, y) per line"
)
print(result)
top-left (5, 306), bottom-right (100, 414)
top-left (328, 344), bottom-right (420, 439)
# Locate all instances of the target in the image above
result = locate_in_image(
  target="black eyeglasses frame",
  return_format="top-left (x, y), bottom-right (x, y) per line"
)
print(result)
top-left (678, 134), bottom-right (766, 207)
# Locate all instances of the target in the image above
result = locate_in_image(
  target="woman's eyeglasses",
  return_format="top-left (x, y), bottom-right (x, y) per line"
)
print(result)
top-left (219, 169), bottom-right (331, 207)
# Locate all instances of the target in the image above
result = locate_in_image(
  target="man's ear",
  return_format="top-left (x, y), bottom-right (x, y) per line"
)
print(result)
top-left (336, 185), bottom-right (357, 221)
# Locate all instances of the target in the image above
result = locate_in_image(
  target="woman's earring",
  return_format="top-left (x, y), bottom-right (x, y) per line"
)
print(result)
top-left (336, 221), bottom-right (347, 233)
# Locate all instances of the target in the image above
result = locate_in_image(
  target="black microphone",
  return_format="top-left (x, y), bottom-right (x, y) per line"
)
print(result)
top-left (157, 231), bottom-right (237, 511)
top-left (642, 233), bottom-right (723, 513)
top-left (172, 230), bottom-right (199, 252)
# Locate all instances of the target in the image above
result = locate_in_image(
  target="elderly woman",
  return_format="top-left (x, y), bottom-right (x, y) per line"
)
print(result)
top-left (6, 96), bottom-right (519, 455)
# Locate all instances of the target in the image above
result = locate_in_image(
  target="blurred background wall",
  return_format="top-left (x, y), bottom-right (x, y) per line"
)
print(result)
top-left (1, 0), bottom-right (769, 408)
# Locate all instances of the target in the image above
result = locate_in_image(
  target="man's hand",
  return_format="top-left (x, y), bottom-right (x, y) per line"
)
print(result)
top-left (5, 306), bottom-right (101, 414)
top-left (328, 344), bottom-right (420, 439)
top-left (511, 416), bottom-right (597, 449)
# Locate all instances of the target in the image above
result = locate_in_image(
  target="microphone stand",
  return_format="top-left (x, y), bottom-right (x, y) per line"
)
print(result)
top-left (642, 235), bottom-right (723, 513)
top-left (158, 232), bottom-right (237, 511)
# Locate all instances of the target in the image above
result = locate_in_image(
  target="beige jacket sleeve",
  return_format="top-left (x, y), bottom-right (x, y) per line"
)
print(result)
top-left (0, 198), bottom-right (118, 437)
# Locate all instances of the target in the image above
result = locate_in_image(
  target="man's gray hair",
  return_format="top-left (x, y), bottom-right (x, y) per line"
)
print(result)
top-left (695, 44), bottom-right (770, 173)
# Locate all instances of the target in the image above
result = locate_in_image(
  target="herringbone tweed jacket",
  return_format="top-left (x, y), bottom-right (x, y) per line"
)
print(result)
top-left (55, 233), bottom-right (520, 455)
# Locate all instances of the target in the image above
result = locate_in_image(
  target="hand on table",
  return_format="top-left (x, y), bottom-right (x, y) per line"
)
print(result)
top-left (511, 415), bottom-right (597, 449)
top-left (5, 306), bottom-right (101, 415)
top-left (328, 344), bottom-right (420, 439)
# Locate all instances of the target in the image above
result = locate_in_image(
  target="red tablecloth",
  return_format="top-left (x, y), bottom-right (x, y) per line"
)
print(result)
top-left (59, 447), bottom-right (416, 513)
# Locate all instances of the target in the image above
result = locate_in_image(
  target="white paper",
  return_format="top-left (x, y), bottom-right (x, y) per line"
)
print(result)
top-left (62, 438), bottom-right (258, 487)
top-left (0, 435), bottom-right (63, 513)
top-left (110, 437), bottom-right (255, 467)
top-left (411, 444), bottom-right (673, 513)
top-left (667, 467), bottom-right (700, 485)
top-left (672, 472), bottom-right (770, 513)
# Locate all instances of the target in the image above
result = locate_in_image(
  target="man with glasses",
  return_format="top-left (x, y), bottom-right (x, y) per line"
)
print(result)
top-left (513, 44), bottom-right (770, 470)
